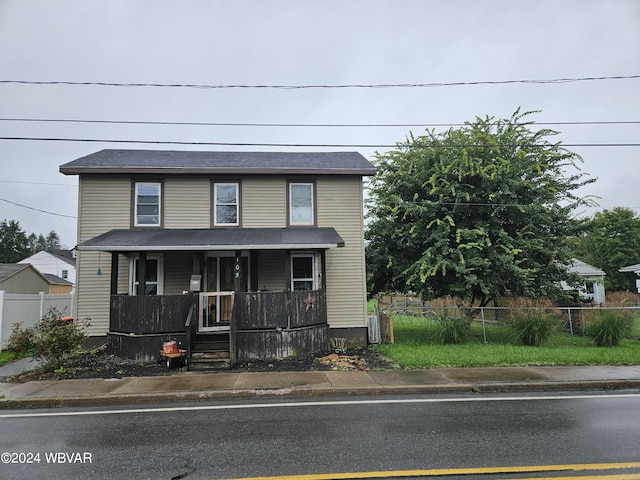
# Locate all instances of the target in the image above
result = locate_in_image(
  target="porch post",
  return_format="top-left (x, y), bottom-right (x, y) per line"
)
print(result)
top-left (284, 250), bottom-right (292, 291)
top-left (250, 250), bottom-right (258, 291)
top-left (136, 252), bottom-right (147, 334)
top-left (192, 252), bottom-right (202, 277)
top-left (110, 252), bottom-right (119, 295)
top-left (137, 252), bottom-right (147, 296)
top-left (320, 250), bottom-right (327, 289)
top-left (234, 250), bottom-right (242, 292)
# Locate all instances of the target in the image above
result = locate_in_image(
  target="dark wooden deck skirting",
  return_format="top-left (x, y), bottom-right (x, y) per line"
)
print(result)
top-left (107, 332), bottom-right (187, 363)
top-left (234, 324), bottom-right (329, 362)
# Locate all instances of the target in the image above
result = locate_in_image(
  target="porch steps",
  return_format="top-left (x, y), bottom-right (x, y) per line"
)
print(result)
top-left (189, 332), bottom-right (231, 370)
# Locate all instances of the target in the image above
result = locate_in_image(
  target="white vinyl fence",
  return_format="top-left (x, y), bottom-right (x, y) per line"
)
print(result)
top-left (0, 291), bottom-right (76, 350)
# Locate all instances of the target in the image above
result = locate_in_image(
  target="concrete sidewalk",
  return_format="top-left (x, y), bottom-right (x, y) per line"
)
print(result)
top-left (2, 364), bottom-right (640, 409)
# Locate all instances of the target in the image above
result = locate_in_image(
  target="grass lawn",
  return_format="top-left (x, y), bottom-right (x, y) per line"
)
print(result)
top-left (0, 351), bottom-right (18, 366)
top-left (374, 312), bottom-right (640, 368)
top-left (376, 340), bottom-right (640, 368)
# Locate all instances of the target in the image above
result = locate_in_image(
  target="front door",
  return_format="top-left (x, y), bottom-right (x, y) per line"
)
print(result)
top-left (199, 255), bottom-right (247, 331)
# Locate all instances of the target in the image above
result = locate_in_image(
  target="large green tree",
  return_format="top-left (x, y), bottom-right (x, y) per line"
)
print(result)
top-left (571, 208), bottom-right (640, 292)
top-left (0, 219), bottom-right (62, 263)
top-left (366, 110), bottom-right (596, 306)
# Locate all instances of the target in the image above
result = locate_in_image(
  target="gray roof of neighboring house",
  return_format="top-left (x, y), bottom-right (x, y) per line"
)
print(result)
top-left (43, 273), bottom-right (74, 286)
top-left (60, 149), bottom-right (376, 176)
top-left (53, 249), bottom-right (76, 267)
top-left (0, 263), bottom-right (30, 282)
top-left (77, 227), bottom-right (345, 251)
top-left (569, 259), bottom-right (606, 277)
top-left (619, 263), bottom-right (640, 273)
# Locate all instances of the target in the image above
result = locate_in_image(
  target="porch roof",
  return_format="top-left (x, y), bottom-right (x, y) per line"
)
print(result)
top-left (77, 227), bottom-right (345, 252)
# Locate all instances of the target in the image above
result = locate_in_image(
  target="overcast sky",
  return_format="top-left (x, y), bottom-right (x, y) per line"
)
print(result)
top-left (1, 0), bottom-right (639, 249)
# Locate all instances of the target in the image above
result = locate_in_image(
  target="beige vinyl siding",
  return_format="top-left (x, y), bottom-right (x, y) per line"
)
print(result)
top-left (241, 177), bottom-right (286, 227)
top-left (117, 255), bottom-right (129, 295)
top-left (163, 252), bottom-right (195, 294)
top-left (257, 251), bottom-right (286, 290)
top-left (78, 175), bottom-right (131, 242)
top-left (76, 176), bottom-right (132, 335)
top-left (317, 176), bottom-right (368, 329)
top-left (75, 250), bottom-right (111, 335)
top-left (164, 177), bottom-right (211, 228)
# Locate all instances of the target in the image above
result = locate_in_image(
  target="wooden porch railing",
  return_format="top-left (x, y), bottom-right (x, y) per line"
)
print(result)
top-left (109, 291), bottom-right (328, 363)
top-left (233, 290), bottom-right (327, 330)
top-left (110, 294), bottom-right (197, 334)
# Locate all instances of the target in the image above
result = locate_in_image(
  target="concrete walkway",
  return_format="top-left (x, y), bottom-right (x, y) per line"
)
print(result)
top-left (2, 362), bottom-right (640, 409)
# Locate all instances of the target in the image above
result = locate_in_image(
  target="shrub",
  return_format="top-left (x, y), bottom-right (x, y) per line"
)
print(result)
top-left (434, 316), bottom-right (469, 344)
top-left (7, 322), bottom-right (36, 355)
top-left (586, 310), bottom-right (632, 347)
top-left (11, 307), bottom-right (88, 368)
top-left (513, 310), bottom-right (559, 346)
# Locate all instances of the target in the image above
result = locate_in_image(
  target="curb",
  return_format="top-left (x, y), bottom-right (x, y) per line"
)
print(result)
top-left (1, 380), bottom-right (639, 410)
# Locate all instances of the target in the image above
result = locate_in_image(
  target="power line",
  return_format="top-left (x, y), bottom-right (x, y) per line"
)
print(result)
top-left (1, 75), bottom-right (639, 90)
top-left (1, 136), bottom-right (639, 148)
top-left (0, 179), bottom-right (75, 187)
top-left (1, 117), bottom-right (639, 128)
top-left (0, 196), bottom-right (77, 219)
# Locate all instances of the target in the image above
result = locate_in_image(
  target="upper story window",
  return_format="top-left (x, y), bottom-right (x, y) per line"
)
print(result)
top-left (61, 270), bottom-right (69, 280)
top-left (213, 182), bottom-right (240, 226)
top-left (134, 182), bottom-right (162, 226)
top-left (289, 182), bottom-right (314, 226)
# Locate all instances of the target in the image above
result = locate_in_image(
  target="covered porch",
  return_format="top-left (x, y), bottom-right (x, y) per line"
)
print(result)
top-left (77, 227), bottom-right (343, 366)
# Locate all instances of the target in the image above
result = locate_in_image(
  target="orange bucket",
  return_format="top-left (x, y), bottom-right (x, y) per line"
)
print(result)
top-left (163, 341), bottom-right (178, 354)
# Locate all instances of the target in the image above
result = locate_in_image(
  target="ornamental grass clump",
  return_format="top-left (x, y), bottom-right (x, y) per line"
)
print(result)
top-left (585, 310), bottom-right (632, 347)
top-left (434, 315), bottom-right (470, 344)
top-left (513, 310), bottom-right (560, 346)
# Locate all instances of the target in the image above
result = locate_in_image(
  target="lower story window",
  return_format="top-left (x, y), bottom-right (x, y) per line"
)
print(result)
top-left (292, 254), bottom-right (315, 291)
top-left (130, 254), bottom-right (164, 295)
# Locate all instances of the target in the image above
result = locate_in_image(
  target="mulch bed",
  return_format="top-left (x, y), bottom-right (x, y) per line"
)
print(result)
top-left (3, 346), bottom-right (394, 383)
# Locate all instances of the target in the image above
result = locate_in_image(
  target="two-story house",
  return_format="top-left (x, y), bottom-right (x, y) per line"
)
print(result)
top-left (60, 149), bottom-right (375, 368)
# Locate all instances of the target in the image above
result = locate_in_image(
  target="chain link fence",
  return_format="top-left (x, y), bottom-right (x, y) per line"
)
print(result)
top-left (372, 295), bottom-right (640, 347)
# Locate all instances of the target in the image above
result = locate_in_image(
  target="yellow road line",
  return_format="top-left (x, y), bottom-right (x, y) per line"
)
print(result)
top-left (232, 462), bottom-right (640, 480)
top-left (505, 475), bottom-right (640, 480)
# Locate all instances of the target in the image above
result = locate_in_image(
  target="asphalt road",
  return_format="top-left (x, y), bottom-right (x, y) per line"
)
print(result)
top-left (1, 392), bottom-right (640, 480)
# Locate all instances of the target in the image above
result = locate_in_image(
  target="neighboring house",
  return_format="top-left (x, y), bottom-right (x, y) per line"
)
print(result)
top-left (0, 264), bottom-right (52, 294)
top-left (18, 249), bottom-right (77, 285)
top-left (42, 273), bottom-right (75, 294)
top-left (566, 259), bottom-right (606, 304)
top-left (618, 263), bottom-right (640, 293)
top-left (60, 149), bottom-right (376, 366)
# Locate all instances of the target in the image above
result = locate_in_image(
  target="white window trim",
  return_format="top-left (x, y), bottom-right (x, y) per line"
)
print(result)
top-left (129, 254), bottom-right (164, 295)
top-left (291, 253), bottom-right (317, 291)
top-left (134, 182), bottom-right (162, 227)
top-left (289, 182), bottom-right (314, 226)
top-left (213, 182), bottom-right (240, 226)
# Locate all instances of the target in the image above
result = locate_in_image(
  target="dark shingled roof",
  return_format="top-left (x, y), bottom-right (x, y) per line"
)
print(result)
top-left (60, 149), bottom-right (376, 176)
top-left (43, 273), bottom-right (74, 286)
top-left (0, 264), bottom-right (30, 282)
top-left (77, 228), bottom-right (345, 252)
